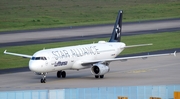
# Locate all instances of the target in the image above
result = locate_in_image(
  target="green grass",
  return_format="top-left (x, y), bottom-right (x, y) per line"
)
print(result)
top-left (0, 0), bottom-right (180, 31)
top-left (0, 31), bottom-right (180, 69)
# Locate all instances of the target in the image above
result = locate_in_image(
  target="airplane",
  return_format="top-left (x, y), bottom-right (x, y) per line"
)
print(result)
top-left (4, 10), bottom-right (176, 83)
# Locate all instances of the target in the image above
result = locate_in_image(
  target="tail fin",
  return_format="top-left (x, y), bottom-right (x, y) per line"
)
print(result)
top-left (109, 10), bottom-right (123, 42)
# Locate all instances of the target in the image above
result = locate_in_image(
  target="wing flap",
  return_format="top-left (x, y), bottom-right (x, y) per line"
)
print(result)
top-left (4, 50), bottom-right (32, 58)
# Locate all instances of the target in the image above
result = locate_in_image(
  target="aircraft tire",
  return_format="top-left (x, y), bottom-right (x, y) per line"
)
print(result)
top-left (57, 71), bottom-right (62, 78)
top-left (100, 75), bottom-right (104, 78)
top-left (62, 71), bottom-right (66, 78)
top-left (41, 78), bottom-right (46, 83)
top-left (95, 75), bottom-right (99, 78)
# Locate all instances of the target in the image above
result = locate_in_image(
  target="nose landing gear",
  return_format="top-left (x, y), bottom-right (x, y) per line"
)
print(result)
top-left (39, 71), bottom-right (67, 83)
top-left (41, 73), bottom-right (47, 83)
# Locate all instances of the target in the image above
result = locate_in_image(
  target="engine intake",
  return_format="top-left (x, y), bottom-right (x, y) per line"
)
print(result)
top-left (91, 63), bottom-right (110, 75)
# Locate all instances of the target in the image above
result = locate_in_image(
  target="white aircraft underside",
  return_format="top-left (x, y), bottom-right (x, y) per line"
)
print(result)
top-left (4, 10), bottom-right (176, 83)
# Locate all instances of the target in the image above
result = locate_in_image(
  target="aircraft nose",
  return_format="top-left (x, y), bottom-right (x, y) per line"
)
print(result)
top-left (29, 60), bottom-right (43, 72)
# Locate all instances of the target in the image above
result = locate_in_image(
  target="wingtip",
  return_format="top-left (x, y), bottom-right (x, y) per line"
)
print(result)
top-left (149, 43), bottom-right (153, 45)
top-left (4, 50), bottom-right (7, 53)
top-left (173, 51), bottom-right (176, 56)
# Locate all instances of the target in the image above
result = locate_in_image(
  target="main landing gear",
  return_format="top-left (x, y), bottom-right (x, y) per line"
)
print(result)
top-left (95, 75), bottom-right (104, 79)
top-left (41, 73), bottom-right (47, 83)
top-left (57, 71), bottom-right (66, 78)
top-left (40, 71), bottom-right (66, 83)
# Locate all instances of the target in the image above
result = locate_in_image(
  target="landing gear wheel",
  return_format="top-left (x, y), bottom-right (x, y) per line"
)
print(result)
top-left (41, 78), bottom-right (46, 83)
top-left (95, 75), bottom-right (99, 78)
top-left (100, 75), bottom-right (104, 78)
top-left (57, 71), bottom-right (62, 78)
top-left (40, 73), bottom-right (47, 83)
top-left (62, 71), bottom-right (66, 78)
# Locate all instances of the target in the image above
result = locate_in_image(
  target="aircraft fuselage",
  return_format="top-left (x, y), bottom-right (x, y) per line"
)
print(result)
top-left (29, 41), bottom-right (126, 73)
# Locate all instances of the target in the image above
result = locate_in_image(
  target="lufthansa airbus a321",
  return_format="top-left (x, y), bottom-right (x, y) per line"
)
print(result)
top-left (4, 10), bottom-right (176, 83)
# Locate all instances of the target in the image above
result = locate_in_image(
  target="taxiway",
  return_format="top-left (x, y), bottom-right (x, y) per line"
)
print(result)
top-left (0, 53), bottom-right (179, 91)
top-left (0, 18), bottom-right (180, 47)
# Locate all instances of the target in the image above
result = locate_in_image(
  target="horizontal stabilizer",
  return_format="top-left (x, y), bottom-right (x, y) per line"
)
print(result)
top-left (124, 43), bottom-right (153, 48)
top-left (172, 51), bottom-right (176, 56)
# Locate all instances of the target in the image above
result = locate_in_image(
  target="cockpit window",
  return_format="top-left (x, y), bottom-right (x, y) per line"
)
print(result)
top-left (31, 57), bottom-right (47, 60)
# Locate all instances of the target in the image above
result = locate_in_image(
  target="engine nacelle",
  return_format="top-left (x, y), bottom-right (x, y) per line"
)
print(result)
top-left (91, 63), bottom-right (110, 75)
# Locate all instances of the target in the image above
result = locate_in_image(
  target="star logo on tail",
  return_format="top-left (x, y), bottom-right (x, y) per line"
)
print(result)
top-left (115, 24), bottom-right (121, 39)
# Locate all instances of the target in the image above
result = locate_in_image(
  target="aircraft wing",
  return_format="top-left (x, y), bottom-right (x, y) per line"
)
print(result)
top-left (4, 50), bottom-right (32, 58)
top-left (81, 51), bottom-right (176, 65)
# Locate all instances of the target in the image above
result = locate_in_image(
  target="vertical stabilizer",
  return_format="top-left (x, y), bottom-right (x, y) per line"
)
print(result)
top-left (109, 10), bottom-right (123, 42)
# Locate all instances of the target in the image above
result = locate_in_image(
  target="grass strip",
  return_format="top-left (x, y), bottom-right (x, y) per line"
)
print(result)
top-left (0, 31), bottom-right (180, 69)
top-left (0, 0), bottom-right (180, 31)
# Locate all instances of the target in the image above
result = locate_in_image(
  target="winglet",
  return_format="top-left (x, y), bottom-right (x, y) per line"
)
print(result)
top-left (4, 50), bottom-right (7, 54)
top-left (173, 51), bottom-right (176, 56)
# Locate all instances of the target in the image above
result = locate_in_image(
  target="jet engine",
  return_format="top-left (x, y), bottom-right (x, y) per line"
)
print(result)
top-left (91, 63), bottom-right (110, 75)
